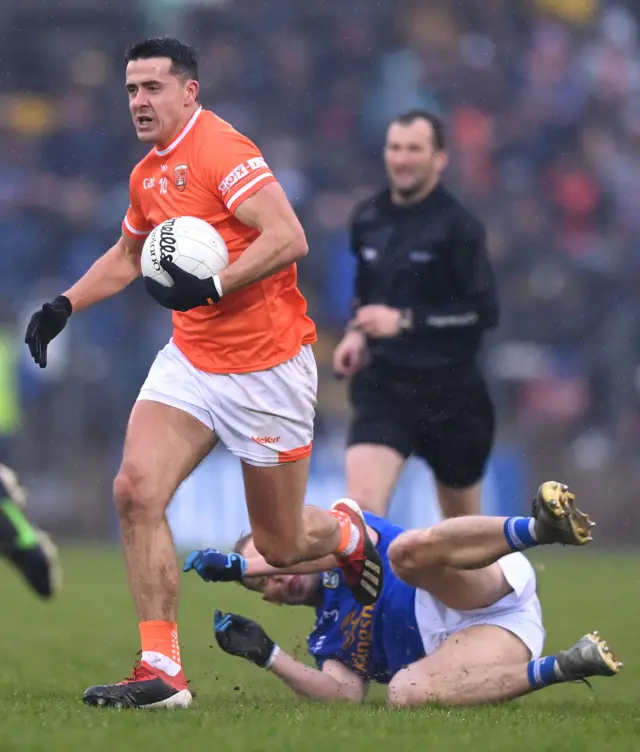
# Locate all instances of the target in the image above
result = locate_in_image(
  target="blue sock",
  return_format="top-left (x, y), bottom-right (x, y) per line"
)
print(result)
top-left (504, 517), bottom-right (538, 552)
top-left (527, 656), bottom-right (560, 689)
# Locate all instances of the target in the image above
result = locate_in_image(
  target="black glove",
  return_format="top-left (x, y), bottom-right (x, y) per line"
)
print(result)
top-left (214, 610), bottom-right (279, 668)
top-left (183, 549), bottom-right (247, 583)
top-left (25, 295), bottom-right (73, 368)
top-left (144, 258), bottom-right (222, 312)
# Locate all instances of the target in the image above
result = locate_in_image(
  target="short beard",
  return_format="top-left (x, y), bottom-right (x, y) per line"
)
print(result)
top-left (396, 184), bottom-right (425, 201)
top-left (392, 173), bottom-right (438, 204)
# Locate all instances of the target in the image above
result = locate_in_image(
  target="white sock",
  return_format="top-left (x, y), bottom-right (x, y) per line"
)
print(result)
top-left (142, 650), bottom-right (182, 677)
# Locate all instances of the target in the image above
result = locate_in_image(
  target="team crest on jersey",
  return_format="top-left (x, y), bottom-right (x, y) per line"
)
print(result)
top-left (322, 571), bottom-right (340, 590)
top-left (174, 164), bottom-right (188, 192)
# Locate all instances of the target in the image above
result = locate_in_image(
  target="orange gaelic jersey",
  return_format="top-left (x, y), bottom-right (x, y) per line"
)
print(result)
top-left (122, 107), bottom-right (317, 374)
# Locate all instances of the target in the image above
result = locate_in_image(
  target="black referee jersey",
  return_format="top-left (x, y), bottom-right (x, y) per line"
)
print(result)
top-left (350, 183), bottom-right (499, 370)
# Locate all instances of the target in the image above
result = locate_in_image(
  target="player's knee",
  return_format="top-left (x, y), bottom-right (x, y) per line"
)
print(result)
top-left (113, 464), bottom-right (163, 524)
top-left (387, 672), bottom-right (435, 708)
top-left (388, 528), bottom-right (441, 580)
top-left (252, 532), bottom-right (301, 569)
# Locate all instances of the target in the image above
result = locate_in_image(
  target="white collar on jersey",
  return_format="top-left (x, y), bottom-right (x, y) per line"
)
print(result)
top-left (154, 106), bottom-right (203, 157)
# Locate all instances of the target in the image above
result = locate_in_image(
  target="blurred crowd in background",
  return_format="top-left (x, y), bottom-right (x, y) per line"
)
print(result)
top-left (1, 0), bottom-right (639, 538)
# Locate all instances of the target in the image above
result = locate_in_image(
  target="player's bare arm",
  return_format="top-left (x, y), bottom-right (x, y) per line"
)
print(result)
top-left (64, 233), bottom-right (145, 312)
top-left (217, 182), bottom-right (308, 296)
top-left (244, 553), bottom-right (340, 578)
top-left (212, 609), bottom-right (366, 703)
top-left (183, 523), bottom-right (380, 583)
top-left (270, 655), bottom-right (367, 703)
top-left (25, 232), bottom-right (145, 368)
top-left (184, 548), bottom-right (341, 583)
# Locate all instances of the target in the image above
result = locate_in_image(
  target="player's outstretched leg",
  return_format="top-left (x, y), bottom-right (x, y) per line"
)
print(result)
top-left (391, 480), bottom-right (592, 576)
top-left (243, 452), bottom-right (384, 607)
top-left (388, 629), bottom-right (621, 708)
top-left (0, 464), bottom-right (62, 599)
top-left (552, 631), bottom-right (622, 682)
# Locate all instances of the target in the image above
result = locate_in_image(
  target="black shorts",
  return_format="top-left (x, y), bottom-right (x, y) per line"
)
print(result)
top-left (347, 360), bottom-right (495, 489)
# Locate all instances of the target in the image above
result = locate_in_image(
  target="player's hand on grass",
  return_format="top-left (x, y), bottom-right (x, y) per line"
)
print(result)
top-left (183, 549), bottom-right (247, 582)
top-left (25, 295), bottom-right (73, 368)
top-left (214, 610), bottom-right (279, 668)
top-left (144, 258), bottom-right (222, 311)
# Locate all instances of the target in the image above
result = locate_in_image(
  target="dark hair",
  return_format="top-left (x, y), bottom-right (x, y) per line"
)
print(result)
top-left (125, 37), bottom-right (199, 81)
top-left (390, 109), bottom-right (446, 150)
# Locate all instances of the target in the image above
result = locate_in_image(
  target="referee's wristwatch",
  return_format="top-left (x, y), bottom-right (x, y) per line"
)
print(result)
top-left (398, 308), bottom-right (413, 334)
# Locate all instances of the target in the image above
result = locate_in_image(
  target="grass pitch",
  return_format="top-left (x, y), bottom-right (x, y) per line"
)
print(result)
top-left (0, 547), bottom-right (639, 751)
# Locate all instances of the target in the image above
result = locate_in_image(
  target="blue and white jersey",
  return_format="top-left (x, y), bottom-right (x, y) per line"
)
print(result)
top-left (307, 513), bottom-right (424, 684)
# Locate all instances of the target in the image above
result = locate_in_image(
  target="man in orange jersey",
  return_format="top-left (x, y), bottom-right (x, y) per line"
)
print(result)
top-left (24, 38), bottom-right (382, 710)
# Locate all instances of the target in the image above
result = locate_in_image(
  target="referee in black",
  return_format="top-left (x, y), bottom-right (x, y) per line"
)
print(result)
top-left (333, 109), bottom-right (499, 519)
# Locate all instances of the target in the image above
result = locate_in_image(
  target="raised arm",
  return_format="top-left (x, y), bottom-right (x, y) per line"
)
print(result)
top-left (183, 523), bottom-right (379, 582)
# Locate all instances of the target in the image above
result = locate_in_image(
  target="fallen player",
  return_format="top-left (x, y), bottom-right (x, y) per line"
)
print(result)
top-left (184, 482), bottom-right (622, 706)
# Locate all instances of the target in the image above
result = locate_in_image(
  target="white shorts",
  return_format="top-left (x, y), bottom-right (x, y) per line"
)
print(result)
top-left (137, 340), bottom-right (318, 466)
top-left (414, 552), bottom-right (545, 660)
